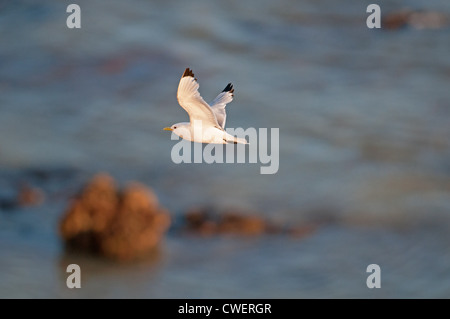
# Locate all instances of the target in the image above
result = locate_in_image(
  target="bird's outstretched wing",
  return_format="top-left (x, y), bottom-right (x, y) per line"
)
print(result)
top-left (210, 83), bottom-right (234, 129)
top-left (177, 68), bottom-right (222, 130)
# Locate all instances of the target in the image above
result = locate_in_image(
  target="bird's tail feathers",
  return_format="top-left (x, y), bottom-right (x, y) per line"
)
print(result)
top-left (226, 136), bottom-right (248, 145)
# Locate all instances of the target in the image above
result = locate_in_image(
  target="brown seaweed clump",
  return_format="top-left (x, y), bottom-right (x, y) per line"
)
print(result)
top-left (182, 207), bottom-right (319, 238)
top-left (0, 183), bottom-right (44, 211)
top-left (384, 10), bottom-right (449, 30)
top-left (18, 184), bottom-right (45, 207)
top-left (60, 174), bottom-right (170, 261)
top-left (183, 208), bottom-right (281, 236)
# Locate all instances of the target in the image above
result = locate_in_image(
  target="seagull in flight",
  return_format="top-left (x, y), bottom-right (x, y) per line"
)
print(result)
top-left (164, 68), bottom-right (248, 144)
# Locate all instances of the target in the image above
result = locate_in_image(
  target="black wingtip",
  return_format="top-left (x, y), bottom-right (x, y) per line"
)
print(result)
top-left (182, 68), bottom-right (195, 78)
top-left (223, 83), bottom-right (234, 94)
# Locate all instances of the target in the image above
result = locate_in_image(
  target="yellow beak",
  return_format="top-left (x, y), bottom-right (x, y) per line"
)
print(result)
top-left (163, 127), bottom-right (173, 131)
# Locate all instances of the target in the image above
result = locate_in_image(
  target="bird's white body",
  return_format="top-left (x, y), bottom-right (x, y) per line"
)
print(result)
top-left (165, 68), bottom-right (248, 145)
top-left (170, 122), bottom-right (245, 144)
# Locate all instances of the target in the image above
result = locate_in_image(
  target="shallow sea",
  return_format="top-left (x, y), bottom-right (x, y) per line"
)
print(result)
top-left (0, 0), bottom-right (450, 298)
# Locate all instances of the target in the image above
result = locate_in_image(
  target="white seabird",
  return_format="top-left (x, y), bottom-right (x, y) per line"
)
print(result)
top-left (164, 68), bottom-right (248, 144)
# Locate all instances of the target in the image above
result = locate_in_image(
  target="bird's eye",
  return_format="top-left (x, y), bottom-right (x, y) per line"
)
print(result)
top-left (174, 126), bottom-right (177, 129)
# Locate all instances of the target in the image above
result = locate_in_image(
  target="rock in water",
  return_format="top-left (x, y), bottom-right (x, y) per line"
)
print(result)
top-left (60, 174), bottom-right (117, 250)
top-left (60, 173), bottom-right (170, 261)
top-left (99, 182), bottom-right (170, 260)
top-left (183, 207), bottom-right (280, 236)
top-left (182, 207), bottom-right (317, 238)
top-left (18, 184), bottom-right (45, 207)
top-left (384, 9), bottom-right (449, 30)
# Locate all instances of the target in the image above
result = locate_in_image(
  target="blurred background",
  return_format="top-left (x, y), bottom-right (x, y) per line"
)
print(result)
top-left (1, 0), bottom-right (450, 298)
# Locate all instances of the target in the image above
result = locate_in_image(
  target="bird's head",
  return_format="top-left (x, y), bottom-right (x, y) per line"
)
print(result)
top-left (163, 124), bottom-right (176, 132)
top-left (163, 122), bottom-right (191, 140)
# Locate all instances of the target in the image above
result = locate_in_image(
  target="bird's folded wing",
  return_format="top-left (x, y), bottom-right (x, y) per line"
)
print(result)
top-left (177, 68), bottom-right (221, 129)
top-left (210, 83), bottom-right (234, 129)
